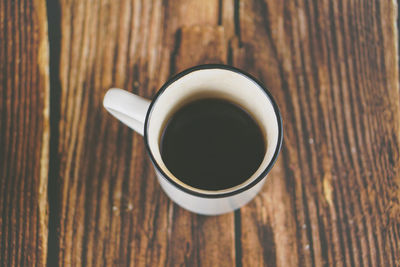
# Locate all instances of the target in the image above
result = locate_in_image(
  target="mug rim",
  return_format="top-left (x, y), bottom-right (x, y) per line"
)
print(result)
top-left (144, 64), bottom-right (283, 198)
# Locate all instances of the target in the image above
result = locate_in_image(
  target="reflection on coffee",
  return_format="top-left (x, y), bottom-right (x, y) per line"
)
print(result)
top-left (160, 98), bottom-right (266, 190)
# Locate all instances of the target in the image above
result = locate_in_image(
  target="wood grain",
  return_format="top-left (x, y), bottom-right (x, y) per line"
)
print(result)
top-left (2, 0), bottom-right (399, 266)
top-left (0, 0), bottom-right (50, 266)
top-left (51, 0), bottom-right (236, 266)
top-left (234, 0), bottom-right (400, 266)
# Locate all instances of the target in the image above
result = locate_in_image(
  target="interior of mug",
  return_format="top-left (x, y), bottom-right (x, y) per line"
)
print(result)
top-left (145, 67), bottom-right (281, 195)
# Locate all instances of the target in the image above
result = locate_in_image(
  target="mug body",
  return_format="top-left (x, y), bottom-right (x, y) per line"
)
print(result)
top-left (156, 169), bottom-right (266, 215)
top-left (144, 65), bottom-right (283, 215)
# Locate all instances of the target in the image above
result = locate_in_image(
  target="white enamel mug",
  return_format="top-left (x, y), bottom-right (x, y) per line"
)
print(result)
top-left (103, 64), bottom-right (283, 215)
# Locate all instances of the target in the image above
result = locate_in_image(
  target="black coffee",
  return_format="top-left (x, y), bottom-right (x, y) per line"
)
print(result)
top-left (160, 98), bottom-right (265, 190)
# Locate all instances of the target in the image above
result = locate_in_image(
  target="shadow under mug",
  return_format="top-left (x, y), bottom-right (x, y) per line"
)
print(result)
top-left (103, 64), bottom-right (283, 215)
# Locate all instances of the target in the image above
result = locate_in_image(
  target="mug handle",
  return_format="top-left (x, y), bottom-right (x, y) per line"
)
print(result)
top-left (103, 88), bottom-right (151, 136)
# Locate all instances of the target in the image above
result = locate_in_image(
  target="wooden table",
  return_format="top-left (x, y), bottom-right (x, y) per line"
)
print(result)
top-left (1, 0), bottom-right (399, 266)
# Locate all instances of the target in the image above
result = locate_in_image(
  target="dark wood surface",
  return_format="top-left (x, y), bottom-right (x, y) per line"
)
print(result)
top-left (0, 0), bottom-right (50, 266)
top-left (1, 0), bottom-right (400, 266)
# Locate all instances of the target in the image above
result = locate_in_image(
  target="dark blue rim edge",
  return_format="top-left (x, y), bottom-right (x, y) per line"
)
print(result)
top-left (144, 64), bottom-right (283, 198)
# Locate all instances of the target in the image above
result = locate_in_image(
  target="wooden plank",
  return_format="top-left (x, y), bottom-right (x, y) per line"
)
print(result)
top-left (235, 0), bottom-right (400, 266)
top-left (0, 0), bottom-right (50, 266)
top-left (52, 0), bottom-right (236, 266)
top-left (166, 25), bottom-right (235, 267)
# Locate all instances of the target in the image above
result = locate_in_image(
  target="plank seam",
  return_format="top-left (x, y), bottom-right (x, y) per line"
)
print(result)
top-left (45, 0), bottom-right (62, 265)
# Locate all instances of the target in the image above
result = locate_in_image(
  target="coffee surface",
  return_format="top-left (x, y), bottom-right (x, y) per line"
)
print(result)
top-left (160, 98), bottom-right (265, 191)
